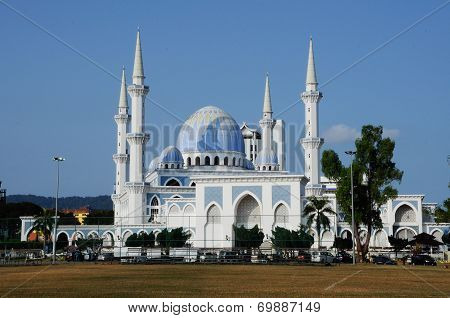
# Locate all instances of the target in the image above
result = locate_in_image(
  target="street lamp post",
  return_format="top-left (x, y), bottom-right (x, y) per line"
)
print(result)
top-left (345, 150), bottom-right (357, 265)
top-left (52, 157), bottom-right (65, 264)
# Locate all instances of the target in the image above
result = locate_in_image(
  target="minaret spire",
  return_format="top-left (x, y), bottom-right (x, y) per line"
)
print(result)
top-left (306, 37), bottom-right (318, 91)
top-left (132, 29), bottom-right (144, 84)
top-left (118, 67), bottom-right (128, 111)
top-left (263, 73), bottom-right (272, 116)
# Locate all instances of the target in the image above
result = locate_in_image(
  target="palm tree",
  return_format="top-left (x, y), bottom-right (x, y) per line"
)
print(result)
top-left (303, 196), bottom-right (336, 249)
top-left (32, 209), bottom-right (54, 252)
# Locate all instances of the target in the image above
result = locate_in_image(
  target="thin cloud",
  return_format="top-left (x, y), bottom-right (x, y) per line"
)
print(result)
top-left (323, 124), bottom-right (359, 143)
top-left (323, 124), bottom-right (400, 143)
top-left (383, 128), bottom-right (400, 139)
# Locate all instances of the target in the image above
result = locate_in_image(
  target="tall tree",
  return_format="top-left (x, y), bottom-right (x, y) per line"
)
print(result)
top-left (322, 125), bottom-right (403, 261)
top-left (302, 196), bottom-right (335, 249)
top-left (32, 209), bottom-right (55, 251)
top-left (434, 198), bottom-right (450, 224)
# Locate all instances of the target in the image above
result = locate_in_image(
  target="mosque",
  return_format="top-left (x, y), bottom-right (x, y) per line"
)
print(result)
top-left (20, 31), bottom-right (447, 254)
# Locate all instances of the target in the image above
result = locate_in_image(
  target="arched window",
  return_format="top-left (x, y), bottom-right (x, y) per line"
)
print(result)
top-left (214, 156), bottom-right (220, 165)
top-left (195, 156), bottom-right (200, 166)
top-left (164, 164), bottom-right (169, 169)
top-left (224, 157), bottom-right (228, 166)
top-left (232, 158), bottom-right (236, 166)
top-left (274, 203), bottom-right (288, 227)
top-left (186, 157), bottom-right (191, 166)
top-left (238, 158), bottom-right (241, 166)
top-left (263, 166), bottom-right (266, 171)
top-left (207, 205), bottom-right (221, 224)
top-left (205, 156), bottom-right (210, 166)
top-left (170, 164), bottom-right (175, 169)
top-left (395, 205), bottom-right (416, 222)
top-left (268, 166), bottom-right (272, 171)
top-left (150, 196), bottom-right (160, 222)
top-left (396, 228), bottom-right (415, 240)
top-left (165, 178), bottom-right (181, 186)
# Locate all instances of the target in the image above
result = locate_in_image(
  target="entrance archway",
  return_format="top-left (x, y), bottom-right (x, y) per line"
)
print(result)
top-left (235, 194), bottom-right (261, 228)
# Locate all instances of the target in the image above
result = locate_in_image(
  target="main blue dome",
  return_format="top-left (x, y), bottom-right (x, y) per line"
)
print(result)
top-left (177, 106), bottom-right (245, 154)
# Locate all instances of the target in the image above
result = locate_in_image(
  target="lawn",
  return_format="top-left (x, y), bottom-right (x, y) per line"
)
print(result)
top-left (0, 263), bottom-right (448, 298)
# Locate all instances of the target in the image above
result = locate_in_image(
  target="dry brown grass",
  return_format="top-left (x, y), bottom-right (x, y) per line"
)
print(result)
top-left (0, 263), bottom-right (448, 298)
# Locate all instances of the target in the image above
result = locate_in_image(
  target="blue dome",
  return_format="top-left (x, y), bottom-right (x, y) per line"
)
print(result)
top-left (255, 149), bottom-right (278, 166)
top-left (177, 106), bottom-right (245, 155)
top-left (160, 146), bottom-right (184, 164)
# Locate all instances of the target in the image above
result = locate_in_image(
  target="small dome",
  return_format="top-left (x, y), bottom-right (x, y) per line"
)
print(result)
top-left (160, 146), bottom-right (184, 164)
top-left (148, 157), bottom-right (160, 172)
top-left (177, 106), bottom-right (245, 155)
top-left (255, 149), bottom-right (278, 166)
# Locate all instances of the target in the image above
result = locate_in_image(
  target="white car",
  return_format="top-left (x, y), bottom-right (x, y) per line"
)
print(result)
top-left (311, 251), bottom-right (336, 264)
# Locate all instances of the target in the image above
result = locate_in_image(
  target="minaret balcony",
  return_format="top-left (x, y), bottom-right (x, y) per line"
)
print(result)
top-left (301, 90), bottom-right (322, 103)
top-left (300, 137), bottom-right (324, 149)
top-left (126, 133), bottom-right (150, 145)
top-left (127, 84), bottom-right (149, 97)
top-left (114, 114), bottom-right (130, 124)
top-left (113, 153), bottom-right (128, 163)
top-left (259, 118), bottom-right (275, 128)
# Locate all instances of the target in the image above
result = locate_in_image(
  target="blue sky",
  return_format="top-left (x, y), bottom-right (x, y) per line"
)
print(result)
top-left (0, 1), bottom-right (449, 203)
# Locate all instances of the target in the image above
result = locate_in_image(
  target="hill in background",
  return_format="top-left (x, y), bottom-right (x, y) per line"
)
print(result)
top-left (6, 195), bottom-right (113, 210)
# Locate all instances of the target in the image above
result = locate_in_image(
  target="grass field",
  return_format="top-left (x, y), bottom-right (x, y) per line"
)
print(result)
top-left (0, 263), bottom-right (449, 298)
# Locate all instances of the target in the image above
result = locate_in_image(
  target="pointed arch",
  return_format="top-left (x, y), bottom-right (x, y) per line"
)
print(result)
top-left (234, 193), bottom-right (261, 228)
top-left (165, 178), bottom-right (181, 186)
top-left (150, 195), bottom-right (160, 222)
top-left (214, 156), bottom-right (220, 165)
top-left (273, 202), bottom-right (289, 229)
top-left (205, 156), bottom-right (210, 166)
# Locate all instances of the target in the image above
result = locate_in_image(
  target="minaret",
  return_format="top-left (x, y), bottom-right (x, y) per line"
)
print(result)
top-left (113, 67), bottom-right (130, 195)
top-left (125, 30), bottom-right (149, 225)
top-left (127, 29), bottom-right (149, 183)
top-left (300, 37), bottom-right (324, 195)
top-left (255, 74), bottom-right (278, 171)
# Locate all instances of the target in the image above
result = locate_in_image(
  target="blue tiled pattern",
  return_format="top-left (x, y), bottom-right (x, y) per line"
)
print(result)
top-left (232, 186), bottom-right (262, 203)
top-left (205, 186), bottom-right (223, 208)
top-left (272, 185), bottom-right (291, 207)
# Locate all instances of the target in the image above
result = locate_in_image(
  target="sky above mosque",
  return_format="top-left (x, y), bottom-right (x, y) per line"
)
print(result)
top-left (0, 1), bottom-right (449, 203)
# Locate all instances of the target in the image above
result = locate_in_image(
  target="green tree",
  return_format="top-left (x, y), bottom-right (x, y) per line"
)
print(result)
top-left (32, 209), bottom-right (55, 250)
top-left (156, 228), bottom-right (191, 253)
top-left (434, 198), bottom-right (450, 224)
top-left (442, 232), bottom-right (449, 245)
top-left (271, 226), bottom-right (314, 251)
top-left (333, 237), bottom-right (353, 250)
top-left (302, 196), bottom-right (335, 249)
top-left (322, 125), bottom-right (403, 261)
top-left (388, 235), bottom-right (408, 258)
top-left (125, 232), bottom-right (156, 248)
top-left (234, 225), bottom-right (264, 250)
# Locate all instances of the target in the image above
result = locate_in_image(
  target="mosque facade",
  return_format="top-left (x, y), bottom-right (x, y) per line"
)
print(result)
top-left (21, 32), bottom-right (448, 254)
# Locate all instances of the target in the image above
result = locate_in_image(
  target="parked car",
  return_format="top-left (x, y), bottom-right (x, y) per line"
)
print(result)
top-left (373, 255), bottom-right (396, 265)
top-left (336, 251), bottom-right (353, 264)
top-left (197, 251), bottom-right (217, 263)
top-left (411, 255), bottom-right (437, 266)
top-left (218, 250), bottom-right (239, 263)
top-left (251, 254), bottom-right (269, 264)
top-left (297, 251), bottom-right (312, 263)
top-left (311, 251), bottom-right (336, 264)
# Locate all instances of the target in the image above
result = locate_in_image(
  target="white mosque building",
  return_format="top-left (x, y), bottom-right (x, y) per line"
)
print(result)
top-left (21, 31), bottom-right (448, 254)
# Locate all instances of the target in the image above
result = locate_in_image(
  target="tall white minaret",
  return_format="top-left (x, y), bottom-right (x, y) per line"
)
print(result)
top-left (113, 67), bottom-right (130, 194)
top-left (255, 74), bottom-right (278, 171)
top-left (124, 30), bottom-right (149, 226)
top-left (127, 30), bottom-right (149, 183)
top-left (300, 37), bottom-right (324, 194)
